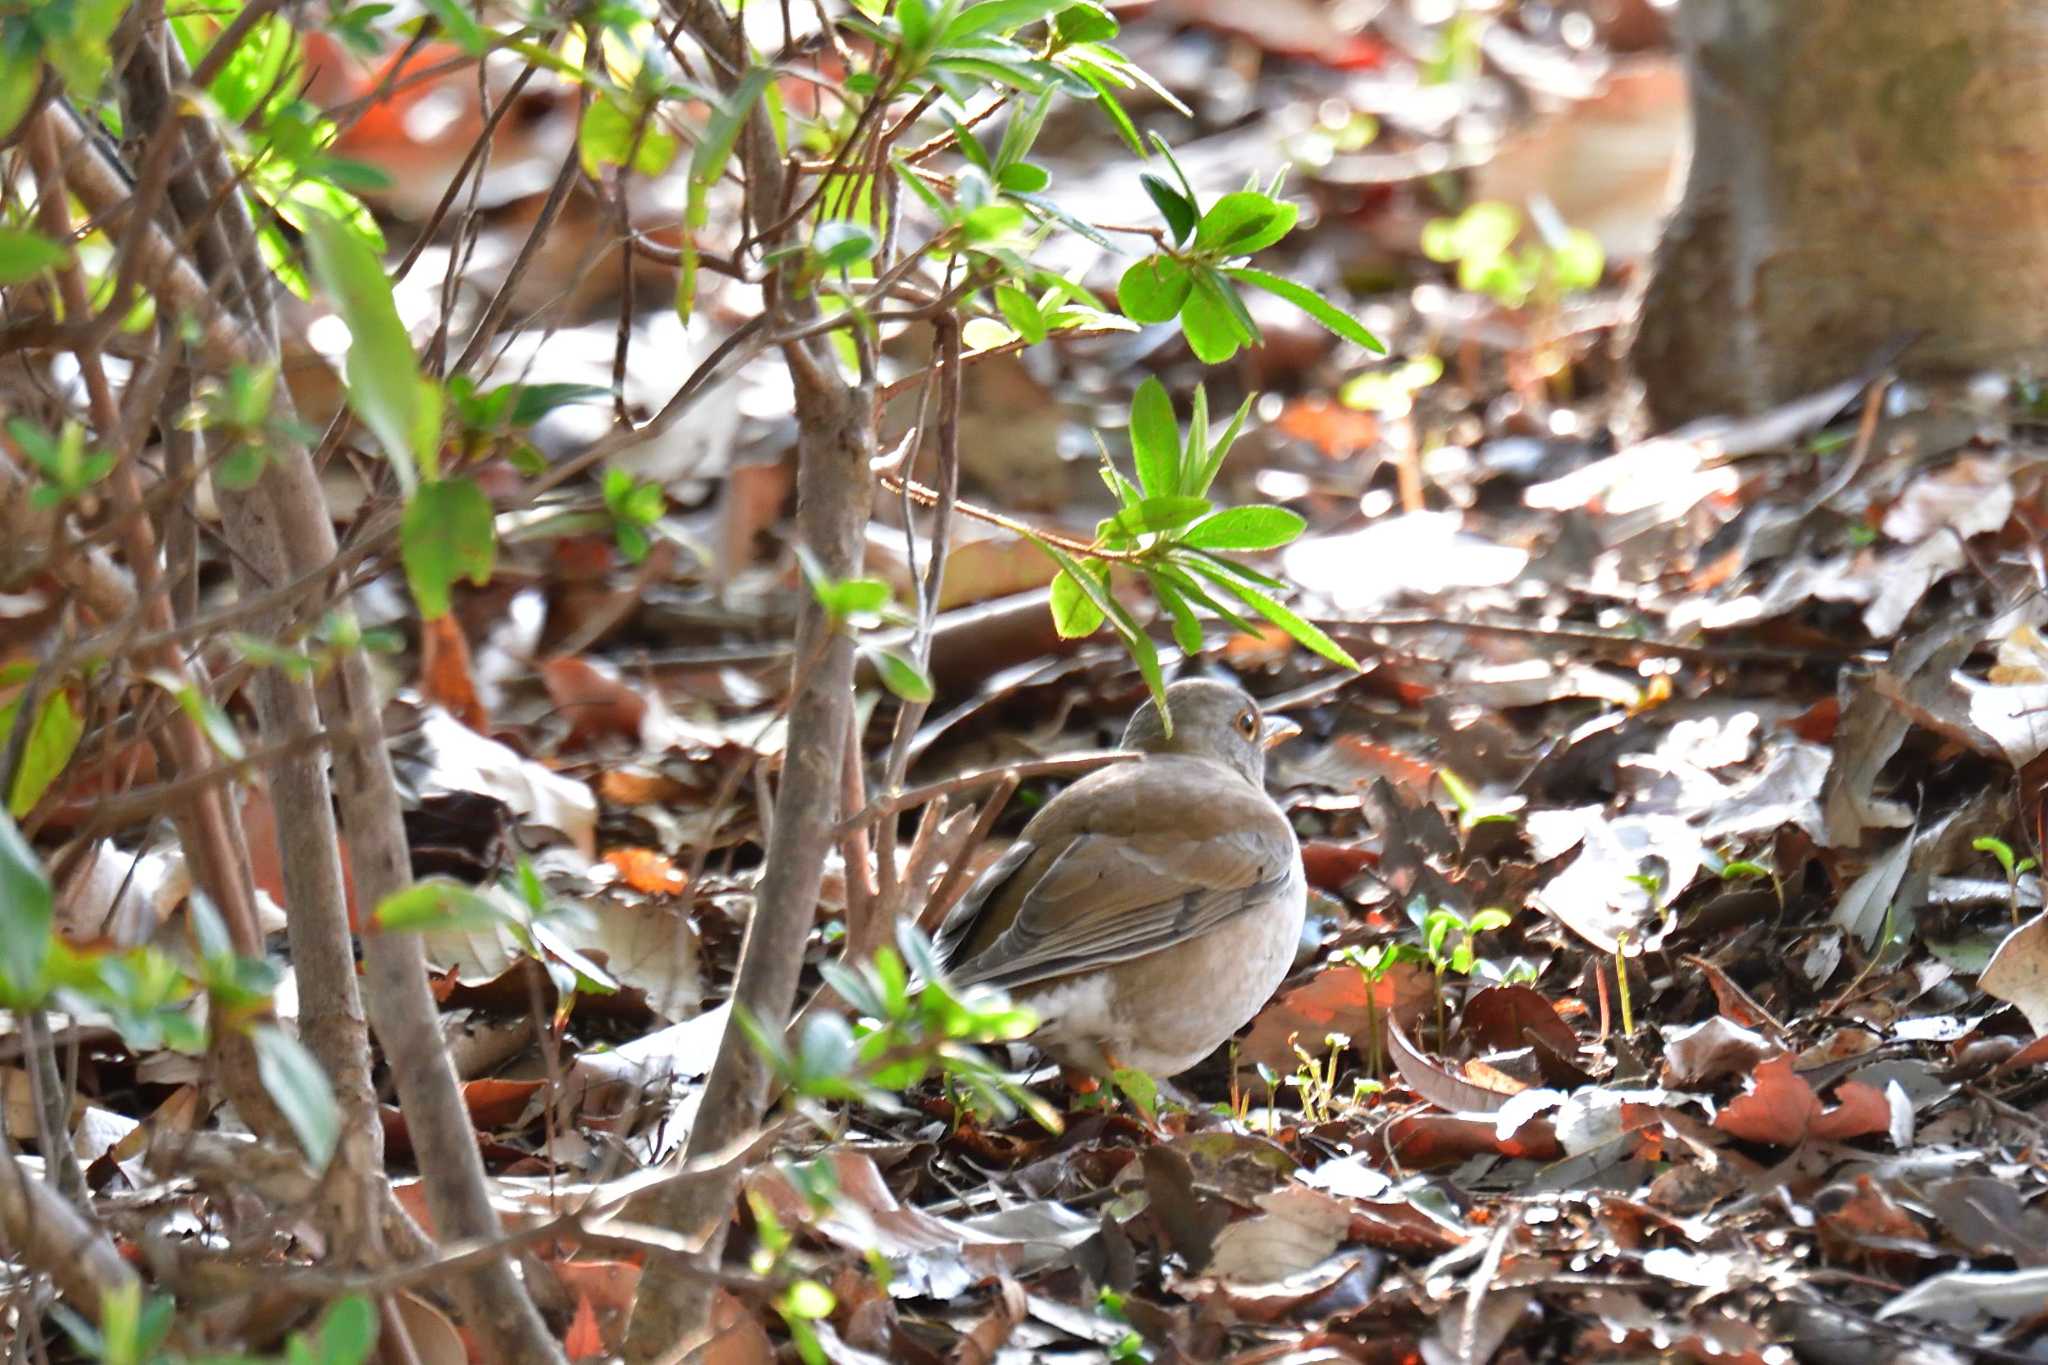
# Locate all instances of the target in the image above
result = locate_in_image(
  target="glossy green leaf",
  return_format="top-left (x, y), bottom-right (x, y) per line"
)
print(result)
top-left (898, 0), bottom-right (934, 48)
top-left (997, 161), bottom-right (1050, 193)
top-left (1181, 383), bottom-right (1209, 494)
top-left (1193, 192), bottom-right (1297, 256)
top-left (311, 1297), bottom-right (378, 1365)
top-left (1226, 266), bottom-right (1385, 353)
top-left (961, 202), bottom-right (1028, 242)
top-left (995, 283), bottom-right (1047, 343)
top-left (1112, 494), bottom-right (1210, 537)
top-left (579, 94), bottom-right (679, 177)
top-left (374, 879), bottom-right (508, 932)
top-left (0, 228), bottom-right (70, 285)
top-left (1187, 391), bottom-right (1254, 495)
top-left (995, 90), bottom-right (1053, 172)
top-left (813, 220), bottom-right (878, 268)
top-left (870, 647), bottom-right (935, 703)
top-left (1145, 571), bottom-right (1203, 655)
top-left (1180, 505), bottom-right (1305, 551)
top-left (1117, 256), bottom-right (1191, 324)
top-left (1053, 1), bottom-right (1117, 42)
top-left (1179, 272), bottom-right (1245, 364)
top-left (1128, 376), bottom-right (1178, 496)
top-left (300, 209), bottom-right (422, 493)
top-left (1140, 173), bottom-right (1197, 245)
top-left (401, 478), bottom-right (497, 619)
top-left (252, 1024), bottom-right (341, 1169)
top-left (0, 51), bottom-right (39, 143)
top-left (1188, 562), bottom-right (1360, 670)
top-left (1068, 61), bottom-right (1142, 154)
top-left (1154, 560), bottom-right (1262, 637)
top-left (942, 0), bottom-right (1076, 43)
top-left (2, 687), bottom-right (81, 817)
top-left (148, 673), bottom-right (245, 762)
top-left (1049, 567), bottom-right (1105, 638)
top-left (0, 812), bottom-right (52, 1006)
top-left (508, 382), bottom-right (611, 426)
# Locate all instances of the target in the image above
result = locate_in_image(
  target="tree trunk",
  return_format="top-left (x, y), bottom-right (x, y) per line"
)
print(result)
top-left (1630, 0), bottom-right (2048, 426)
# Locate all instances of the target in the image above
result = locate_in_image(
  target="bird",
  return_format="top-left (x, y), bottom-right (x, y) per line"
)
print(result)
top-left (933, 678), bottom-right (1307, 1079)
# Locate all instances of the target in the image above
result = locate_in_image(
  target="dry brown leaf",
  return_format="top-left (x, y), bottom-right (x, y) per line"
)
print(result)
top-left (421, 613), bottom-right (489, 735)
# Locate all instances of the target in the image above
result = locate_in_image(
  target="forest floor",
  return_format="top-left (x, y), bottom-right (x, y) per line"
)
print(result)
top-left (18, 2), bottom-right (2048, 1362)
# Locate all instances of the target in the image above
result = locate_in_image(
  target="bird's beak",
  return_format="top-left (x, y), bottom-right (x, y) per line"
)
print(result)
top-left (1259, 715), bottom-right (1301, 750)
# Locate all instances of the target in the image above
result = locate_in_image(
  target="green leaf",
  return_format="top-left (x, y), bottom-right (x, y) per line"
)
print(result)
top-left (1113, 494), bottom-right (1210, 537)
top-left (870, 647), bottom-right (935, 703)
top-left (312, 1297), bottom-right (379, 1365)
top-left (1049, 567), bottom-right (1105, 638)
top-left (2, 688), bottom-right (81, 817)
top-left (0, 812), bottom-right (52, 1006)
top-left (1110, 1065), bottom-right (1158, 1121)
top-left (0, 51), bottom-right (40, 144)
top-left (0, 227), bottom-right (70, 285)
top-left (1181, 384), bottom-right (1209, 495)
top-left (1187, 563), bottom-right (1360, 670)
top-left (1226, 266), bottom-right (1385, 353)
top-left (1069, 61), bottom-right (1143, 154)
top-left (961, 202), bottom-right (1028, 242)
top-left (252, 1024), bottom-right (341, 1169)
top-left (1192, 192), bottom-right (1297, 256)
top-left (942, 0), bottom-right (1076, 43)
top-left (995, 283), bottom-right (1047, 343)
top-left (300, 209), bottom-right (422, 494)
top-left (418, 0), bottom-right (492, 52)
top-left (148, 673), bottom-right (245, 762)
top-left (1188, 391), bottom-right (1254, 495)
top-left (401, 478), bottom-right (497, 619)
top-left (805, 561), bottom-right (893, 619)
top-left (374, 879), bottom-right (508, 932)
top-left (997, 161), bottom-right (1050, 193)
top-left (1180, 505), bottom-right (1305, 551)
top-left (1145, 571), bottom-right (1203, 655)
top-left (995, 90), bottom-right (1054, 172)
top-left (508, 382), bottom-right (610, 426)
top-left (1053, 1), bottom-right (1117, 42)
top-left (1128, 376), bottom-right (1179, 496)
top-left (1140, 173), bottom-right (1197, 245)
top-left (579, 94), bottom-right (680, 178)
top-left (689, 65), bottom-right (775, 230)
top-left (898, 0), bottom-right (934, 49)
top-left (1117, 256), bottom-right (1192, 324)
top-left (1154, 560), bottom-right (1263, 637)
top-left (813, 220), bottom-right (878, 268)
top-left (1104, 593), bottom-right (1168, 728)
top-left (1179, 271), bottom-right (1247, 364)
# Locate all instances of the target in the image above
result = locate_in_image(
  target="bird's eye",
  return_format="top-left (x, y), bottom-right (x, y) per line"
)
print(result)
top-left (1236, 709), bottom-right (1259, 738)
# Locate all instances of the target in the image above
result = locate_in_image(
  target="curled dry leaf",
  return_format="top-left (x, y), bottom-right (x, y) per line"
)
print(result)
top-left (1710, 1054), bottom-right (1890, 1147)
top-left (543, 655), bottom-right (651, 748)
top-left (1980, 911), bottom-right (2048, 1034)
top-left (420, 613), bottom-right (489, 734)
top-left (1386, 1016), bottom-right (1527, 1115)
top-left (1660, 1016), bottom-right (1779, 1089)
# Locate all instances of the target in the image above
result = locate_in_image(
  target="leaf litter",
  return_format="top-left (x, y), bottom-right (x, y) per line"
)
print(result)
top-left (16, 3), bottom-right (2048, 1362)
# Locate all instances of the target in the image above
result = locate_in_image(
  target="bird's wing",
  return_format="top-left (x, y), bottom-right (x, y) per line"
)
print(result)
top-left (943, 818), bottom-right (1296, 992)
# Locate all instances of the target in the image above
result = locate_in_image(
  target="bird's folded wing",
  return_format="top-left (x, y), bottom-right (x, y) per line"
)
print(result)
top-left (945, 828), bottom-right (1292, 991)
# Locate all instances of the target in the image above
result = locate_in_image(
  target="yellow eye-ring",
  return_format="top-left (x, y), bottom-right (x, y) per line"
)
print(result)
top-left (1235, 709), bottom-right (1259, 739)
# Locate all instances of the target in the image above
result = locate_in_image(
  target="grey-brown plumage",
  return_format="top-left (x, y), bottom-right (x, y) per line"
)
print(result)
top-left (935, 679), bottom-right (1306, 1076)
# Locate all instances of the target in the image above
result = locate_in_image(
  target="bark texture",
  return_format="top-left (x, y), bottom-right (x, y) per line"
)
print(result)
top-left (1631, 0), bottom-right (2048, 425)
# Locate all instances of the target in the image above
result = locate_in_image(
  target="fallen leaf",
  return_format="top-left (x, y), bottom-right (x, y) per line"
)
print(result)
top-left (1980, 912), bottom-right (2048, 1034)
top-left (421, 613), bottom-right (489, 734)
